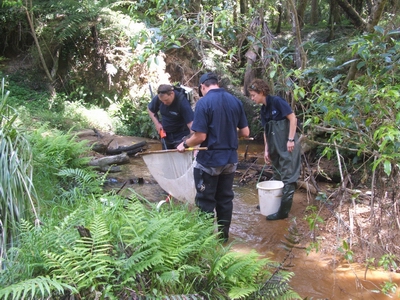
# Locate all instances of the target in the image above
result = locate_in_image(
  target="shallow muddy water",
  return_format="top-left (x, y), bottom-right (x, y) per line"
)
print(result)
top-left (106, 139), bottom-right (400, 299)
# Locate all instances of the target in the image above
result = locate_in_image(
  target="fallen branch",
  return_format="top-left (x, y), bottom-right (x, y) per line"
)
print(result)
top-left (89, 152), bottom-right (130, 168)
top-left (92, 141), bottom-right (147, 156)
top-left (105, 141), bottom-right (147, 155)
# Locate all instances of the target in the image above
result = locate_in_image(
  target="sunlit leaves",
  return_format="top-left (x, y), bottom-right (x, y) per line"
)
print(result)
top-left (303, 27), bottom-right (400, 180)
top-left (338, 240), bottom-right (354, 263)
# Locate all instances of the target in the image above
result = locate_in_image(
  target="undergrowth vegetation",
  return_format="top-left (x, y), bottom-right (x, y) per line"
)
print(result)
top-left (0, 79), bottom-right (301, 299)
top-left (0, 0), bottom-right (400, 298)
top-left (0, 186), bottom-right (300, 299)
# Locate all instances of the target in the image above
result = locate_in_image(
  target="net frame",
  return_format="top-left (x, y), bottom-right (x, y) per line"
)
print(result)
top-left (141, 151), bottom-right (195, 203)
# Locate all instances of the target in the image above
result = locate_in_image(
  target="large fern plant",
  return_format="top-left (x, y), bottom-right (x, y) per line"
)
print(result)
top-left (25, 125), bottom-right (101, 209)
top-left (0, 192), bottom-right (300, 299)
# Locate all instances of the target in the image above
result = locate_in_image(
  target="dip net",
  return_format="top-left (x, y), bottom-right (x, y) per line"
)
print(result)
top-left (141, 151), bottom-right (195, 203)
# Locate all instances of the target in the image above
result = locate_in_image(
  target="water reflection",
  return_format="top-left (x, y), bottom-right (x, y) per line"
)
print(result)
top-left (109, 141), bottom-right (400, 300)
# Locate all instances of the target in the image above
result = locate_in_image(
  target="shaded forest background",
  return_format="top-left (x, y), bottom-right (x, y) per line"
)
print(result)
top-left (0, 0), bottom-right (400, 299)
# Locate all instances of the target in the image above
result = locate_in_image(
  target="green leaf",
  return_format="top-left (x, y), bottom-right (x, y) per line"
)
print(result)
top-left (356, 61), bottom-right (366, 70)
top-left (383, 160), bottom-right (392, 176)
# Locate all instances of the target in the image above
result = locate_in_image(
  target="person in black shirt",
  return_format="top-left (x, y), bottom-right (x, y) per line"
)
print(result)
top-left (177, 73), bottom-right (250, 242)
top-left (248, 79), bottom-right (301, 220)
top-left (148, 84), bottom-right (194, 149)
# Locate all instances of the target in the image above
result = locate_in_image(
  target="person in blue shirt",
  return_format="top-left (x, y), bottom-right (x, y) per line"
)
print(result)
top-left (248, 78), bottom-right (301, 220)
top-left (148, 84), bottom-right (194, 149)
top-left (177, 72), bottom-right (250, 242)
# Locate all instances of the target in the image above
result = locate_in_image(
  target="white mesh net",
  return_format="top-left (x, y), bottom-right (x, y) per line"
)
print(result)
top-left (141, 151), bottom-right (195, 203)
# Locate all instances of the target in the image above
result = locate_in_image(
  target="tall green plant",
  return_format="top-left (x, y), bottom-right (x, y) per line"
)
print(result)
top-left (0, 78), bottom-right (39, 266)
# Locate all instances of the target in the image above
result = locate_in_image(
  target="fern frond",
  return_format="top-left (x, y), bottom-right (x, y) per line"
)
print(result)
top-left (43, 213), bottom-right (116, 292)
top-left (57, 168), bottom-right (95, 185)
top-left (257, 271), bottom-right (301, 299)
top-left (122, 244), bottom-right (164, 276)
top-left (0, 276), bottom-right (77, 300)
top-left (18, 219), bottom-right (35, 233)
top-left (212, 250), bottom-right (266, 279)
top-left (228, 286), bottom-right (259, 300)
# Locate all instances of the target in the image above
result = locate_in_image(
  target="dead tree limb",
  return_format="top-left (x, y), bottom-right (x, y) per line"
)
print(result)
top-left (89, 152), bottom-right (130, 168)
top-left (106, 141), bottom-right (147, 156)
top-left (92, 141), bottom-right (147, 156)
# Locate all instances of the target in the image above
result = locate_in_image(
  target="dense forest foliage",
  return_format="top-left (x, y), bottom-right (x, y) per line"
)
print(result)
top-left (0, 0), bottom-right (399, 298)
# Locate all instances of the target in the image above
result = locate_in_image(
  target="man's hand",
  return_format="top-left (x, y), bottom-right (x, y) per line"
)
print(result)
top-left (177, 142), bottom-right (186, 153)
top-left (156, 123), bottom-right (163, 133)
top-left (159, 128), bottom-right (166, 138)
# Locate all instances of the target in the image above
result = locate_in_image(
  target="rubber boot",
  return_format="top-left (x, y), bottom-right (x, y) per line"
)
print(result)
top-left (266, 183), bottom-right (296, 220)
top-left (218, 223), bottom-right (230, 243)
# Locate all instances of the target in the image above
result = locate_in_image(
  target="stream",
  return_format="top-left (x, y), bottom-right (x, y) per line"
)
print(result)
top-left (105, 139), bottom-right (400, 300)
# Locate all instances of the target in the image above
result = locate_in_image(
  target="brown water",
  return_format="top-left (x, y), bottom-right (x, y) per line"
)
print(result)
top-left (229, 186), bottom-right (400, 300)
top-left (108, 140), bottom-right (400, 300)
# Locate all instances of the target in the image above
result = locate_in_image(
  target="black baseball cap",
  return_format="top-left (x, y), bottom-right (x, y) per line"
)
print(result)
top-left (199, 72), bottom-right (218, 85)
top-left (198, 72), bottom-right (218, 96)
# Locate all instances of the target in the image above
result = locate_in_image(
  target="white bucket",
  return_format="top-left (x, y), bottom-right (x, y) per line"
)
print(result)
top-left (256, 181), bottom-right (284, 216)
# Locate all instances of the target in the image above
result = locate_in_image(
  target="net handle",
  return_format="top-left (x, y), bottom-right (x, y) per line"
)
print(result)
top-left (136, 147), bottom-right (208, 156)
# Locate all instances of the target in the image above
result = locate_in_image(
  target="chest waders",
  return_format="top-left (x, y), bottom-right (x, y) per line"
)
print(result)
top-left (265, 119), bottom-right (301, 220)
top-left (193, 165), bottom-right (236, 243)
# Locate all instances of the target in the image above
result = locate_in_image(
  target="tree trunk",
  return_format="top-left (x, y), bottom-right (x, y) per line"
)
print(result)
top-left (288, 0), bottom-right (307, 69)
top-left (243, 50), bottom-right (257, 97)
top-left (310, 0), bottom-right (319, 25)
top-left (366, 0), bottom-right (388, 32)
top-left (24, 6), bottom-right (53, 83)
top-left (243, 16), bottom-right (274, 96)
top-left (88, 152), bottom-right (130, 168)
top-left (240, 0), bottom-right (247, 14)
top-left (276, 2), bottom-right (283, 34)
top-left (296, 0), bottom-right (308, 28)
top-left (328, 0), bottom-right (336, 41)
top-left (341, 55), bottom-right (358, 90)
top-left (50, 48), bottom-right (59, 79)
top-left (332, 0), bottom-right (341, 24)
top-left (335, 0), bottom-right (367, 28)
top-left (233, 0), bottom-right (238, 25)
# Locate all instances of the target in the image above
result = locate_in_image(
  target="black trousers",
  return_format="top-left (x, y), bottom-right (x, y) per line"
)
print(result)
top-left (193, 167), bottom-right (235, 235)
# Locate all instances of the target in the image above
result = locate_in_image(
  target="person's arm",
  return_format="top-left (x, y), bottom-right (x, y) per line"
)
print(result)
top-left (263, 132), bottom-right (270, 163)
top-left (286, 112), bottom-right (297, 153)
top-left (187, 121), bottom-right (193, 132)
top-left (177, 131), bottom-right (206, 152)
top-left (147, 107), bottom-right (163, 133)
top-left (238, 126), bottom-right (250, 138)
